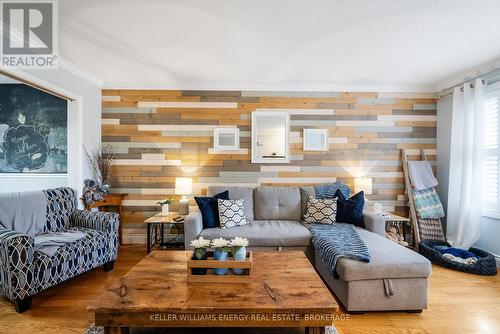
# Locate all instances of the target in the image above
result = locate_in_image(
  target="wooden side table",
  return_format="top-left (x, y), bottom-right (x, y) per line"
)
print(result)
top-left (144, 212), bottom-right (185, 254)
top-left (84, 193), bottom-right (127, 245)
top-left (381, 213), bottom-right (412, 248)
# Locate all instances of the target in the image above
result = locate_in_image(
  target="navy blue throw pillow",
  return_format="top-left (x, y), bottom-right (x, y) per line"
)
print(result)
top-left (194, 191), bottom-right (229, 228)
top-left (335, 189), bottom-right (365, 228)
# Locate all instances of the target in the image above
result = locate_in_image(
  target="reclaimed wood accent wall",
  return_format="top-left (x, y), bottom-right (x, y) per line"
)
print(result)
top-left (102, 90), bottom-right (437, 244)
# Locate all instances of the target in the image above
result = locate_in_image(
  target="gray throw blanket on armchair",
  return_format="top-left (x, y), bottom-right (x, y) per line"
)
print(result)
top-left (0, 189), bottom-right (86, 257)
top-left (310, 223), bottom-right (371, 278)
top-left (0, 190), bottom-right (47, 235)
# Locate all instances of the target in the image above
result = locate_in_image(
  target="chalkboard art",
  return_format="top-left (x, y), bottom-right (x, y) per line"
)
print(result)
top-left (0, 84), bottom-right (67, 173)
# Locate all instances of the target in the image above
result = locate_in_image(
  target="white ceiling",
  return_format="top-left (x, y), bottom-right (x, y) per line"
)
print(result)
top-left (58, 0), bottom-right (500, 92)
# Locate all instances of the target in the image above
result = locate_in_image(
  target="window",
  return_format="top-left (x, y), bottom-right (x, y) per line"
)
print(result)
top-left (482, 88), bottom-right (500, 218)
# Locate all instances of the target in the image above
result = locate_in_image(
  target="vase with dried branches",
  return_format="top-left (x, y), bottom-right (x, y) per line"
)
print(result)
top-left (84, 144), bottom-right (117, 195)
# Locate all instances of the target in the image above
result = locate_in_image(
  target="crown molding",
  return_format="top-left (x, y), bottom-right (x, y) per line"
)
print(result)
top-left (0, 24), bottom-right (103, 88)
top-left (103, 81), bottom-right (436, 93)
top-left (435, 57), bottom-right (500, 92)
top-left (58, 58), bottom-right (103, 88)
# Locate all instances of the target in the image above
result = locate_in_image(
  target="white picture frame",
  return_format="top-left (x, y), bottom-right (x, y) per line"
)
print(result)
top-left (213, 128), bottom-right (240, 151)
top-left (303, 129), bottom-right (329, 151)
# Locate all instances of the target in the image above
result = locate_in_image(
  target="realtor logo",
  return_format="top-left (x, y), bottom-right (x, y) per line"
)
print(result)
top-left (1, 0), bottom-right (58, 68)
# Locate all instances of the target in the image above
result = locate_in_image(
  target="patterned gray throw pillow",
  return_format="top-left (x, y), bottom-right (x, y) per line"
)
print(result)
top-left (303, 196), bottom-right (337, 224)
top-left (218, 199), bottom-right (249, 229)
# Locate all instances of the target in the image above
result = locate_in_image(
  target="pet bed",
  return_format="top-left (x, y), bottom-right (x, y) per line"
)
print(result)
top-left (419, 240), bottom-right (497, 276)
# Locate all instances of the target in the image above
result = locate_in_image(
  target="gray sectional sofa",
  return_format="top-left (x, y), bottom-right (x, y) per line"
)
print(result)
top-left (184, 185), bottom-right (431, 312)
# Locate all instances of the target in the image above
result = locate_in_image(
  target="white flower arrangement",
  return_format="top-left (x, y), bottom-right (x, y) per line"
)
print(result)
top-left (230, 237), bottom-right (249, 265)
top-left (211, 237), bottom-right (230, 250)
top-left (190, 237), bottom-right (249, 260)
top-left (230, 237), bottom-right (249, 248)
top-left (190, 237), bottom-right (211, 249)
top-left (191, 237), bottom-right (211, 260)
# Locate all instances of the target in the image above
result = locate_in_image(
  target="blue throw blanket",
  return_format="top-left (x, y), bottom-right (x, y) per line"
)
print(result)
top-left (315, 181), bottom-right (351, 199)
top-left (434, 245), bottom-right (478, 259)
top-left (310, 223), bottom-right (371, 278)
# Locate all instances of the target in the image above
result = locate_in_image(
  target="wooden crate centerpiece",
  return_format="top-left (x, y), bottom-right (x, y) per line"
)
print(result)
top-left (187, 251), bottom-right (253, 283)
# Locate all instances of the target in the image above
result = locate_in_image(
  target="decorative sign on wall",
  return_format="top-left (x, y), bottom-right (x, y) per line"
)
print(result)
top-left (0, 84), bottom-right (68, 174)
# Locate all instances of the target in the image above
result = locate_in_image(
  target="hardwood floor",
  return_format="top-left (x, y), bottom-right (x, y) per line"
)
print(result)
top-left (1, 246), bottom-right (499, 334)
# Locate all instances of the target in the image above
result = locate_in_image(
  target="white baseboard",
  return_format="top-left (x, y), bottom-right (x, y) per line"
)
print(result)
top-left (494, 253), bottom-right (500, 268)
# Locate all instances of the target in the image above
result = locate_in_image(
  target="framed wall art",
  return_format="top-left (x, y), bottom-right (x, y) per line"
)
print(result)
top-left (303, 129), bottom-right (329, 151)
top-left (0, 84), bottom-right (68, 174)
top-left (213, 127), bottom-right (240, 151)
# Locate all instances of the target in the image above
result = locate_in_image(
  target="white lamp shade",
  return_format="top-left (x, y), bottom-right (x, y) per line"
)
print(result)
top-left (354, 177), bottom-right (372, 195)
top-left (175, 177), bottom-right (192, 195)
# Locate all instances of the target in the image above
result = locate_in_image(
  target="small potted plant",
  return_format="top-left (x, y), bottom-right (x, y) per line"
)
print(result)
top-left (157, 198), bottom-right (175, 215)
top-left (190, 237), bottom-right (211, 275)
top-left (211, 238), bottom-right (230, 275)
top-left (230, 237), bottom-right (249, 275)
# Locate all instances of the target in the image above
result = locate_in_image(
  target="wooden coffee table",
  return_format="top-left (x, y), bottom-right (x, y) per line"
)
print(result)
top-left (88, 251), bottom-right (339, 334)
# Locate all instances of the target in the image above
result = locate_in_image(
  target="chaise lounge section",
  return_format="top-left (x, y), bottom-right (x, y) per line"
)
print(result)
top-left (315, 227), bottom-right (431, 312)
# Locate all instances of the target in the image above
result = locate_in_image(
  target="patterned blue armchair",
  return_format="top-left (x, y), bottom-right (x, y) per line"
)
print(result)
top-left (0, 187), bottom-right (119, 312)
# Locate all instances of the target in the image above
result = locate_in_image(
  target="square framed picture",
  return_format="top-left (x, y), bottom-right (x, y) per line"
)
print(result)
top-left (213, 128), bottom-right (240, 151)
top-left (303, 129), bottom-right (329, 151)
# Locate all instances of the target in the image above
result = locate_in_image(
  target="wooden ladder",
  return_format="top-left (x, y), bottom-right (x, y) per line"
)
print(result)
top-left (401, 148), bottom-right (428, 251)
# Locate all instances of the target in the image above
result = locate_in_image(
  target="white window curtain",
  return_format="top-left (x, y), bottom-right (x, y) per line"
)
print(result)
top-left (446, 78), bottom-right (485, 249)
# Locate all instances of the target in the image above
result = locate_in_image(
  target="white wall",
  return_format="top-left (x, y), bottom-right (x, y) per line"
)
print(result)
top-left (476, 217), bottom-right (500, 257)
top-left (436, 95), bottom-right (453, 230)
top-left (0, 66), bottom-right (102, 195)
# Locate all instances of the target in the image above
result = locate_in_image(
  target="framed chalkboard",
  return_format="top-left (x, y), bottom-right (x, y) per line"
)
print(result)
top-left (0, 84), bottom-right (67, 174)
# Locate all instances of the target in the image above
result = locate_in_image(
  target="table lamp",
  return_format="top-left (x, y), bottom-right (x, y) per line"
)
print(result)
top-left (354, 177), bottom-right (372, 196)
top-left (175, 177), bottom-right (192, 215)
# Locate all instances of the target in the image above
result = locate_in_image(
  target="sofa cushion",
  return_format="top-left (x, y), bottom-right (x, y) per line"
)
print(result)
top-left (43, 187), bottom-right (77, 232)
top-left (208, 186), bottom-right (254, 221)
top-left (335, 227), bottom-right (432, 281)
top-left (199, 220), bottom-right (311, 247)
top-left (315, 182), bottom-right (351, 199)
top-left (254, 187), bottom-right (301, 221)
top-left (218, 199), bottom-right (249, 229)
top-left (303, 196), bottom-right (337, 224)
top-left (300, 186), bottom-right (316, 218)
top-left (33, 226), bottom-right (107, 272)
top-left (335, 190), bottom-right (365, 228)
top-left (194, 191), bottom-right (229, 228)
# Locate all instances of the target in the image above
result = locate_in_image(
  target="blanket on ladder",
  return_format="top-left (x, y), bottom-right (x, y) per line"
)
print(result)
top-left (310, 223), bottom-right (371, 278)
top-left (412, 187), bottom-right (445, 219)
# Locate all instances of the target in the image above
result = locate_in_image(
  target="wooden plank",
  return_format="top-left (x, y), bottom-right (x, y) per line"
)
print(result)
top-left (138, 101), bottom-right (238, 108)
top-left (102, 101), bottom-right (138, 108)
